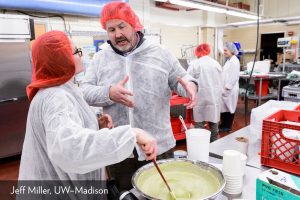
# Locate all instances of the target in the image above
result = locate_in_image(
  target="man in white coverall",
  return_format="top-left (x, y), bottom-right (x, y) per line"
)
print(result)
top-left (81, 2), bottom-right (198, 190)
top-left (187, 43), bottom-right (222, 142)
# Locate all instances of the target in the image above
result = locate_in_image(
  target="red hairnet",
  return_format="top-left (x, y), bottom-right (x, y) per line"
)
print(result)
top-left (26, 30), bottom-right (75, 101)
top-left (100, 2), bottom-right (143, 31)
top-left (195, 43), bottom-right (211, 58)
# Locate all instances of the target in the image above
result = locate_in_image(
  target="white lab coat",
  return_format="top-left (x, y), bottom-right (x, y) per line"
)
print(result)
top-left (187, 56), bottom-right (223, 123)
top-left (19, 81), bottom-right (136, 181)
top-left (81, 39), bottom-right (195, 160)
top-left (221, 55), bottom-right (240, 113)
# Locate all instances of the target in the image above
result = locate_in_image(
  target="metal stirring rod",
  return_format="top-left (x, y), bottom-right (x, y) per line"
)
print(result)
top-left (179, 115), bottom-right (188, 132)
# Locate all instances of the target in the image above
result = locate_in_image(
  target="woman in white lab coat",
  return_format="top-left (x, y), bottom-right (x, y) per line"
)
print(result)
top-left (219, 42), bottom-right (240, 132)
top-left (19, 31), bottom-right (157, 187)
top-left (188, 43), bottom-right (223, 142)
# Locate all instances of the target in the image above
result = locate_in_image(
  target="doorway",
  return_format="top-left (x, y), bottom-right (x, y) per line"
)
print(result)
top-left (260, 32), bottom-right (284, 64)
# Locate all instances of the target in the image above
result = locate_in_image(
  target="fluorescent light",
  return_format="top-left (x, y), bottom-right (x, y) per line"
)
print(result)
top-left (286, 20), bottom-right (300, 25)
top-left (200, 4), bottom-right (226, 13)
top-left (154, 0), bottom-right (168, 2)
top-left (227, 10), bottom-right (260, 20)
top-left (169, 0), bottom-right (259, 19)
top-left (169, 0), bottom-right (202, 8)
top-left (170, 0), bottom-right (226, 13)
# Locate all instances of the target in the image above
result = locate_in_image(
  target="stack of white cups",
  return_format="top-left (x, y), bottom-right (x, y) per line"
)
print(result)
top-left (222, 150), bottom-right (247, 195)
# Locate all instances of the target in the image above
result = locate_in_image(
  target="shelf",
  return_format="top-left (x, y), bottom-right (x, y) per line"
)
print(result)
top-left (247, 94), bottom-right (277, 100)
top-left (170, 95), bottom-right (190, 106)
top-left (174, 132), bottom-right (186, 141)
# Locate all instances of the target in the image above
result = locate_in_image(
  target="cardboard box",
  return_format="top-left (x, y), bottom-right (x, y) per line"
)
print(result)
top-left (285, 51), bottom-right (293, 60)
top-left (256, 169), bottom-right (300, 200)
top-left (276, 53), bottom-right (283, 65)
top-left (233, 2), bottom-right (250, 11)
top-left (276, 52), bottom-right (293, 64)
top-left (216, 0), bottom-right (235, 7)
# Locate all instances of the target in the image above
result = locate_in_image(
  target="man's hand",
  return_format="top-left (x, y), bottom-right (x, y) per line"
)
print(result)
top-left (98, 114), bottom-right (113, 129)
top-left (133, 128), bottom-right (157, 161)
top-left (222, 88), bottom-right (231, 97)
top-left (109, 75), bottom-right (134, 107)
top-left (177, 76), bottom-right (198, 109)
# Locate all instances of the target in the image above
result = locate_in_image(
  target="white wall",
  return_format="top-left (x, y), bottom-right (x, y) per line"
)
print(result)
top-left (151, 23), bottom-right (199, 58)
top-left (263, 0), bottom-right (300, 18)
top-left (130, 0), bottom-right (206, 27)
top-left (129, 0), bottom-right (202, 57)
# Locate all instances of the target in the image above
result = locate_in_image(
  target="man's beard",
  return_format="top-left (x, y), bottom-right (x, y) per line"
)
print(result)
top-left (114, 36), bottom-right (135, 53)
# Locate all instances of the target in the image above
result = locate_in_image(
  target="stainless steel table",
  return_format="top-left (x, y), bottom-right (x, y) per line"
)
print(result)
top-left (240, 73), bottom-right (286, 106)
top-left (131, 156), bottom-right (264, 200)
top-left (209, 126), bottom-right (267, 170)
top-left (207, 157), bottom-right (263, 200)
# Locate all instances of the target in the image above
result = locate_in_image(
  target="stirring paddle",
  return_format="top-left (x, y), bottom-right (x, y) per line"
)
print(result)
top-left (152, 159), bottom-right (177, 200)
top-left (179, 115), bottom-right (188, 132)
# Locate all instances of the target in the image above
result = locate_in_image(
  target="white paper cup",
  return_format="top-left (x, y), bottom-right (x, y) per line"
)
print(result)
top-left (240, 153), bottom-right (247, 175)
top-left (222, 150), bottom-right (247, 176)
top-left (186, 128), bottom-right (211, 162)
top-left (224, 187), bottom-right (243, 195)
top-left (224, 176), bottom-right (244, 195)
top-left (173, 150), bottom-right (187, 159)
top-left (235, 137), bottom-right (249, 155)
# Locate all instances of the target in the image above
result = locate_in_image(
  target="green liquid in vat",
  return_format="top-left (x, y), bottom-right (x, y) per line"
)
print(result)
top-left (136, 161), bottom-right (221, 200)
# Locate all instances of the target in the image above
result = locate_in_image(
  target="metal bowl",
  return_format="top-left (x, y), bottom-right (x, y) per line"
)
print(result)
top-left (132, 158), bottom-right (226, 200)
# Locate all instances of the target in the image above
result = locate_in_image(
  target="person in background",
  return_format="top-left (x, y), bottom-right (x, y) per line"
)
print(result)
top-left (219, 42), bottom-right (240, 132)
top-left (19, 31), bottom-right (157, 184)
top-left (81, 2), bottom-right (198, 190)
top-left (187, 43), bottom-right (222, 142)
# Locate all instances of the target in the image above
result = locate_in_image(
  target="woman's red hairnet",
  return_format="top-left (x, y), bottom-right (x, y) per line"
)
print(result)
top-left (100, 2), bottom-right (143, 31)
top-left (195, 43), bottom-right (211, 58)
top-left (26, 30), bottom-right (75, 101)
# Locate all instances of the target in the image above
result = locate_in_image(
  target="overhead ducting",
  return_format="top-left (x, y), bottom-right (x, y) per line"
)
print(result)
top-left (0, 0), bottom-right (128, 17)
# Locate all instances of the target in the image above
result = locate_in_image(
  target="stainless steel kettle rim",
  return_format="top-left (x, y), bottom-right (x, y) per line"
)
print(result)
top-left (131, 158), bottom-right (226, 200)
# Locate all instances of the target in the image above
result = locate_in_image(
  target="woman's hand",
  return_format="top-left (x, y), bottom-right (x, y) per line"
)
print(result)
top-left (98, 114), bottom-right (113, 129)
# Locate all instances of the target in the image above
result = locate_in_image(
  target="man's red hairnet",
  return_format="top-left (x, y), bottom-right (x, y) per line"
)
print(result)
top-left (26, 30), bottom-right (75, 101)
top-left (100, 2), bottom-right (143, 31)
top-left (195, 43), bottom-right (211, 58)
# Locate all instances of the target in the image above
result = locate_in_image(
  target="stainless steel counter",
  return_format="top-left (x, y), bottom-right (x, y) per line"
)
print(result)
top-left (239, 73), bottom-right (286, 109)
top-left (209, 126), bottom-right (268, 170)
top-left (205, 157), bottom-right (263, 200)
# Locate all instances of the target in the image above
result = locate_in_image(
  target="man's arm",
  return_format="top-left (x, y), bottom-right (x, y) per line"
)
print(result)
top-left (166, 50), bottom-right (198, 108)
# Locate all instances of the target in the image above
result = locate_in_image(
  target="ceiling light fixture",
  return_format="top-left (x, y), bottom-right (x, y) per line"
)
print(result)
top-left (154, 0), bottom-right (168, 2)
top-left (169, 0), bottom-right (226, 13)
top-left (164, 0), bottom-right (260, 20)
top-left (227, 10), bottom-right (259, 20)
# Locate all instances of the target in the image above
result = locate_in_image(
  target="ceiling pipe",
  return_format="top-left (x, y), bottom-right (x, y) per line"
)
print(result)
top-left (0, 0), bottom-right (128, 17)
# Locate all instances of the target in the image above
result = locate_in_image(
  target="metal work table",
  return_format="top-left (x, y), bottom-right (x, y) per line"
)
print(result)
top-left (278, 63), bottom-right (300, 73)
top-left (209, 126), bottom-right (267, 170)
top-left (131, 156), bottom-right (264, 200)
top-left (206, 157), bottom-right (263, 200)
top-left (240, 73), bottom-right (286, 106)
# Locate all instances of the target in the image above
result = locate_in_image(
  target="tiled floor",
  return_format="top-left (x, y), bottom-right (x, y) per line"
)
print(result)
top-left (0, 98), bottom-right (257, 180)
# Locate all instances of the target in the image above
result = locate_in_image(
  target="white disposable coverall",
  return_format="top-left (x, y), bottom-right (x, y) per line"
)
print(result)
top-left (81, 39), bottom-right (195, 160)
top-left (19, 82), bottom-right (136, 180)
top-left (187, 56), bottom-right (223, 123)
top-left (221, 55), bottom-right (240, 113)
